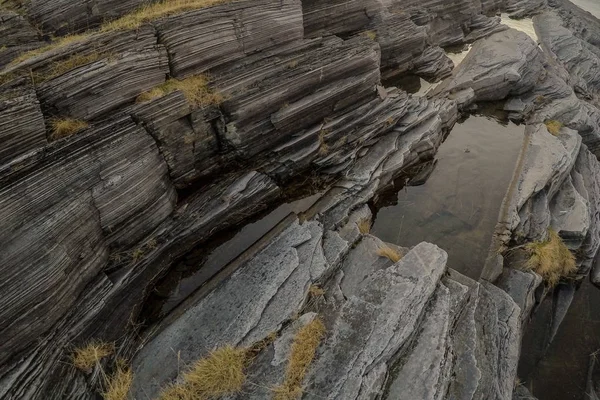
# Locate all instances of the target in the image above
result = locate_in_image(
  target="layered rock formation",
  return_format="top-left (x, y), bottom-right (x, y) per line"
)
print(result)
top-left (2, 0), bottom-right (600, 398)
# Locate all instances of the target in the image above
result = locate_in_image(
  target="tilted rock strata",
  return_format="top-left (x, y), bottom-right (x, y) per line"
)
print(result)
top-left (132, 230), bottom-right (521, 400)
top-left (0, 86), bottom-right (47, 165)
top-left (2, 0), bottom-right (599, 398)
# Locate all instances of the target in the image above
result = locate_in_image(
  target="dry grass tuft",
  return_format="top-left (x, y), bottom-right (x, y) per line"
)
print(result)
top-left (525, 229), bottom-right (576, 286)
top-left (136, 75), bottom-right (223, 107)
top-left (101, 0), bottom-right (228, 31)
top-left (273, 318), bottom-right (326, 400)
top-left (376, 245), bottom-right (402, 263)
top-left (131, 248), bottom-right (144, 263)
top-left (308, 285), bottom-right (325, 297)
top-left (544, 120), bottom-right (563, 136)
top-left (317, 129), bottom-right (329, 156)
top-left (102, 362), bottom-right (133, 400)
top-left (357, 217), bottom-right (371, 234)
top-left (0, 72), bottom-right (16, 86)
top-left (9, 0), bottom-right (230, 65)
top-left (362, 30), bottom-right (377, 40)
top-left (50, 118), bottom-right (89, 140)
top-left (11, 34), bottom-right (88, 65)
top-left (45, 52), bottom-right (107, 80)
top-left (156, 346), bottom-right (248, 400)
top-left (72, 342), bottom-right (114, 372)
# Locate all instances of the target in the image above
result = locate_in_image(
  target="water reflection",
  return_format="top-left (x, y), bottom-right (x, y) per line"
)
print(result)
top-left (382, 74), bottom-right (435, 96)
top-left (520, 279), bottom-right (600, 400)
top-left (501, 13), bottom-right (539, 42)
top-left (383, 45), bottom-right (472, 97)
top-left (371, 111), bottom-right (524, 278)
top-left (144, 193), bottom-right (321, 320)
top-left (569, 0), bottom-right (600, 19)
top-left (446, 44), bottom-right (473, 70)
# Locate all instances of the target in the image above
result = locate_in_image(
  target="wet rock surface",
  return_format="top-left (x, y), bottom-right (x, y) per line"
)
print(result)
top-left (3, 0), bottom-right (600, 399)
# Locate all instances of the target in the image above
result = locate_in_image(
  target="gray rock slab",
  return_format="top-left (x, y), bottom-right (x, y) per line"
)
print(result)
top-left (130, 219), bottom-right (328, 398)
top-left (304, 243), bottom-right (447, 399)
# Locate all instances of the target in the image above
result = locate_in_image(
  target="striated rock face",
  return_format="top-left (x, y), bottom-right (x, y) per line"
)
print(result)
top-left (0, 86), bottom-right (47, 165)
top-left (39, 48), bottom-right (170, 121)
top-left (0, 10), bottom-right (42, 68)
top-left (158, 0), bottom-right (304, 78)
top-left (5, 0), bottom-right (600, 398)
top-left (535, 10), bottom-right (600, 100)
top-left (0, 116), bottom-right (176, 366)
top-left (25, 0), bottom-right (146, 33)
top-left (216, 35), bottom-right (382, 158)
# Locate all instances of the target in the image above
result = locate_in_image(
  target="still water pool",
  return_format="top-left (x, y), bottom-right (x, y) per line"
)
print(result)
top-left (372, 112), bottom-right (524, 278)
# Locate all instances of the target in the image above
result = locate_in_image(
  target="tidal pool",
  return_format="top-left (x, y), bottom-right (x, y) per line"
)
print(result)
top-left (520, 279), bottom-right (600, 400)
top-left (501, 13), bottom-right (538, 42)
top-left (382, 44), bottom-right (472, 97)
top-left (446, 44), bottom-right (473, 70)
top-left (570, 0), bottom-right (600, 19)
top-left (371, 111), bottom-right (524, 278)
top-left (142, 192), bottom-right (321, 320)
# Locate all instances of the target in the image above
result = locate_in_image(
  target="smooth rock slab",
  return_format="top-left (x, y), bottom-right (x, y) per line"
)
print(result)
top-left (130, 219), bottom-right (329, 398)
top-left (304, 242), bottom-right (447, 399)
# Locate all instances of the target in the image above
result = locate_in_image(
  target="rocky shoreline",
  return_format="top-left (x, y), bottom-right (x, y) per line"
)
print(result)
top-left (2, 0), bottom-right (600, 398)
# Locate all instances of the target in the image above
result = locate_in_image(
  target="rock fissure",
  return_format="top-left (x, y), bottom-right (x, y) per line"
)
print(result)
top-left (4, 0), bottom-right (600, 399)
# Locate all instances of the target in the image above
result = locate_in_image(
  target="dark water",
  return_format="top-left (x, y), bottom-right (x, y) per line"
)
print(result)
top-left (570, 0), bottom-right (600, 18)
top-left (143, 193), bottom-right (321, 321)
top-left (371, 113), bottom-right (524, 279)
top-left (520, 279), bottom-right (600, 400)
top-left (382, 74), bottom-right (434, 96)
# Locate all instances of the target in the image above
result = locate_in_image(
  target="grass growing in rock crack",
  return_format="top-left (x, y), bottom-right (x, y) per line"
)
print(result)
top-left (317, 130), bottom-right (329, 156)
top-left (43, 51), bottom-right (108, 80)
top-left (10, 34), bottom-right (88, 65)
top-left (525, 228), bottom-right (576, 286)
top-left (361, 30), bottom-right (377, 40)
top-left (72, 341), bottom-right (114, 372)
top-left (0, 72), bottom-right (16, 86)
top-left (308, 285), bottom-right (325, 297)
top-left (376, 245), bottom-right (402, 263)
top-left (102, 362), bottom-right (133, 400)
top-left (101, 0), bottom-right (229, 31)
top-left (9, 0), bottom-right (229, 65)
top-left (156, 345), bottom-right (248, 400)
top-left (357, 217), bottom-right (371, 234)
top-left (544, 120), bottom-right (563, 136)
top-left (136, 75), bottom-right (223, 107)
top-left (49, 118), bottom-right (89, 140)
top-left (273, 318), bottom-right (325, 400)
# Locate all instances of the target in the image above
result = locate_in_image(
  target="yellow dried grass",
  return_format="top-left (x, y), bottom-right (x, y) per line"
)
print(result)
top-left (72, 341), bottom-right (114, 373)
top-left (273, 318), bottom-right (326, 400)
top-left (156, 345), bottom-right (248, 400)
top-left (524, 229), bottom-right (576, 286)
top-left (376, 245), bottom-right (402, 263)
top-left (357, 218), bottom-right (371, 234)
top-left (544, 120), bottom-right (562, 136)
top-left (136, 75), bottom-right (223, 107)
top-left (102, 363), bottom-right (133, 400)
top-left (50, 118), bottom-right (89, 140)
top-left (101, 0), bottom-right (228, 32)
